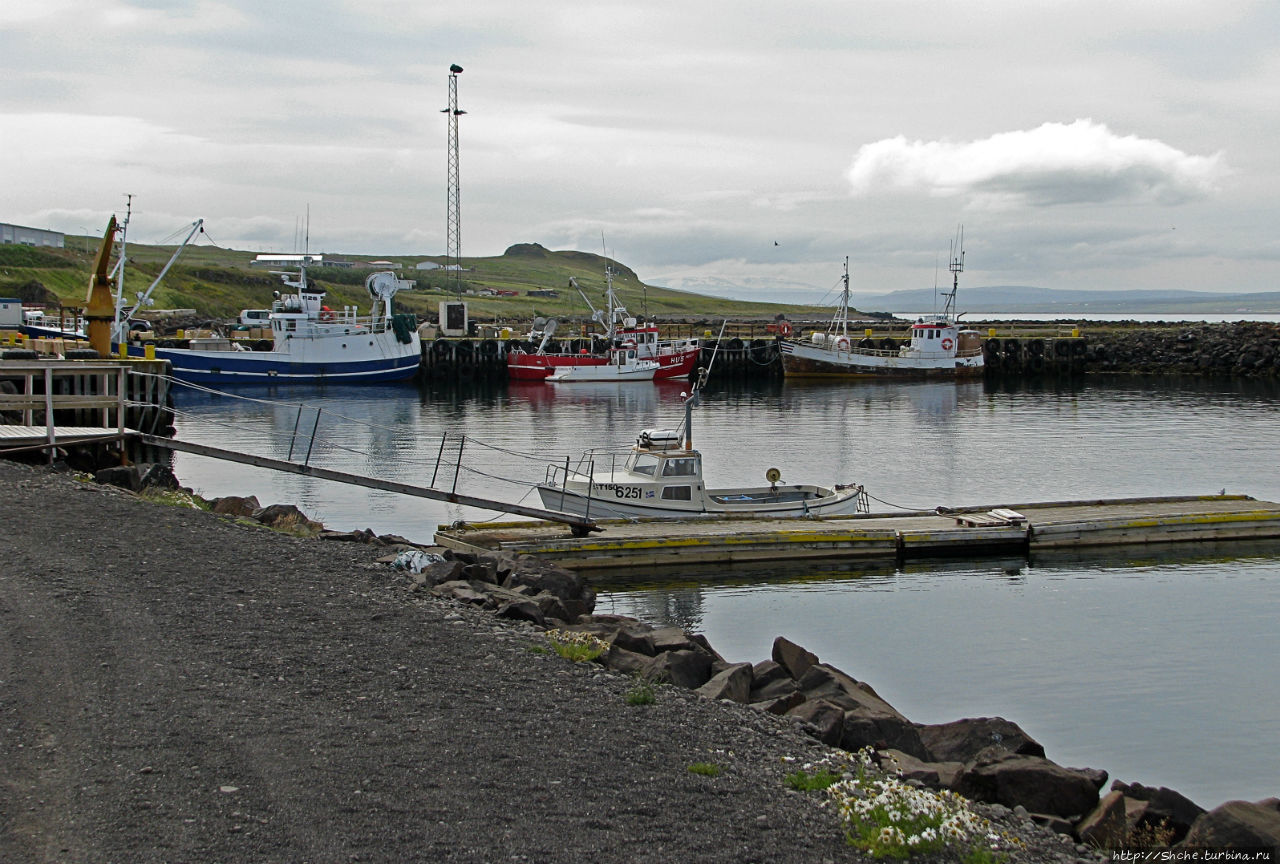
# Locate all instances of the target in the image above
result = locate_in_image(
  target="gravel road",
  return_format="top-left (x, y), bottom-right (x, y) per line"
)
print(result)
top-left (0, 460), bottom-right (1092, 863)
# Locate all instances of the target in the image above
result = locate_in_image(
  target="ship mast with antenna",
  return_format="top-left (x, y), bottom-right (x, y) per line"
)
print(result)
top-left (942, 225), bottom-right (964, 321)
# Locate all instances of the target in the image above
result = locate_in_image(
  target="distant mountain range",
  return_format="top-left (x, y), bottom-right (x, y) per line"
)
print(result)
top-left (850, 285), bottom-right (1280, 315)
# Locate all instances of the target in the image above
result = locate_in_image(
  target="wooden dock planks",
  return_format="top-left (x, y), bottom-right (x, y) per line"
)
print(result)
top-left (433, 494), bottom-right (1280, 570)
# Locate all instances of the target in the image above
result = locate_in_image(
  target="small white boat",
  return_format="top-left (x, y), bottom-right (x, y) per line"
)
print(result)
top-left (536, 391), bottom-right (867, 519)
top-left (545, 347), bottom-right (659, 383)
top-left (780, 237), bottom-right (984, 379)
top-left (506, 265), bottom-right (700, 381)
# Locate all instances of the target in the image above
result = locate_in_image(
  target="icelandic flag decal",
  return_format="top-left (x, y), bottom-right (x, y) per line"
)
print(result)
top-left (645, 490), bottom-right (655, 498)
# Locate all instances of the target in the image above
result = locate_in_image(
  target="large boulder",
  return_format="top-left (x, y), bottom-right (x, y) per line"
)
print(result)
top-left (771, 636), bottom-right (818, 680)
top-left (955, 752), bottom-right (1101, 819)
top-left (786, 699), bottom-right (844, 746)
top-left (502, 555), bottom-right (595, 615)
top-left (94, 465), bottom-right (142, 491)
top-left (695, 663), bottom-right (753, 704)
top-left (1076, 790), bottom-right (1129, 848)
top-left (1111, 780), bottom-right (1205, 844)
top-left (877, 749), bottom-right (964, 790)
top-left (647, 649), bottom-right (714, 689)
top-left (137, 463), bottom-right (180, 490)
top-left (1182, 799), bottom-right (1280, 851)
top-left (917, 716), bottom-right (1045, 763)
top-left (208, 495), bottom-right (261, 517)
top-left (796, 663), bottom-right (928, 759)
top-left (254, 503), bottom-right (322, 533)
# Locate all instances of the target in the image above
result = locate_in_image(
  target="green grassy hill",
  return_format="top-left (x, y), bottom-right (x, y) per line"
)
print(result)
top-left (1, 237), bottom-right (832, 327)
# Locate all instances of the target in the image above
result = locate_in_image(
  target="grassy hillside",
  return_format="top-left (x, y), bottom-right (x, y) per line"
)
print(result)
top-left (1, 237), bottom-right (829, 326)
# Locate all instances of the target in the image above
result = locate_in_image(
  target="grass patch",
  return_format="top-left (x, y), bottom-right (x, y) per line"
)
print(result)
top-left (687, 762), bottom-right (721, 777)
top-left (624, 676), bottom-right (656, 706)
top-left (784, 767), bottom-right (843, 792)
top-left (138, 487), bottom-right (210, 510)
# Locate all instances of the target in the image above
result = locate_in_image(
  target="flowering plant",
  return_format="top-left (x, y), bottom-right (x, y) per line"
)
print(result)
top-left (544, 629), bottom-right (610, 663)
top-left (825, 748), bottom-right (1019, 861)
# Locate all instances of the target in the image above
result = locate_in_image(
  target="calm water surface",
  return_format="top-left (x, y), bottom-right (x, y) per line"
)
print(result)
top-left (171, 376), bottom-right (1280, 808)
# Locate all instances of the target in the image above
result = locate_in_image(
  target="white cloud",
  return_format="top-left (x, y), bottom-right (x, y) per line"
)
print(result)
top-left (846, 119), bottom-right (1227, 207)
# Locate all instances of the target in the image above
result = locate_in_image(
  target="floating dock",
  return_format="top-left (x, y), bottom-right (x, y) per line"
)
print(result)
top-left (433, 495), bottom-right (1280, 570)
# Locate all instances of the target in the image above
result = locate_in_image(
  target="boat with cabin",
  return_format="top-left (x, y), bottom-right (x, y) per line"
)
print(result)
top-left (506, 266), bottom-right (700, 381)
top-left (134, 261), bottom-right (421, 384)
top-left (780, 240), bottom-right (984, 379)
top-left (545, 346), bottom-right (660, 382)
top-left (536, 383), bottom-right (867, 519)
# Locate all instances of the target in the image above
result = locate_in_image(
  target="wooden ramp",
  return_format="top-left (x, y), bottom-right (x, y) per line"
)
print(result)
top-left (0, 425), bottom-right (134, 448)
top-left (433, 495), bottom-right (1280, 570)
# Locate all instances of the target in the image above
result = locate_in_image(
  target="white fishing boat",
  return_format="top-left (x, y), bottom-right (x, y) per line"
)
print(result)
top-left (134, 263), bottom-right (421, 384)
top-left (67, 208), bottom-right (421, 384)
top-left (536, 387), bottom-right (867, 519)
top-left (545, 347), bottom-right (659, 383)
top-left (780, 238), bottom-right (985, 379)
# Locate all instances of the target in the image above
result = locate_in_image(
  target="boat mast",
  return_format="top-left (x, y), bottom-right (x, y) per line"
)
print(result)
top-left (604, 264), bottom-right (625, 340)
top-left (111, 194), bottom-right (132, 329)
top-left (834, 256), bottom-right (851, 339)
top-left (943, 226), bottom-right (964, 321)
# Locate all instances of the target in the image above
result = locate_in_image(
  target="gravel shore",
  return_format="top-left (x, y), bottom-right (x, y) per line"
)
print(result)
top-left (0, 460), bottom-right (1094, 863)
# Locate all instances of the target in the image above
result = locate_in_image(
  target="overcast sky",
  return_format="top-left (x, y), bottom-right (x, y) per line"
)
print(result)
top-left (5, 1), bottom-right (1277, 303)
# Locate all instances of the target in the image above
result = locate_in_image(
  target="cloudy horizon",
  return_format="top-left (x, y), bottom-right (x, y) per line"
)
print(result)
top-left (5, 1), bottom-right (1277, 304)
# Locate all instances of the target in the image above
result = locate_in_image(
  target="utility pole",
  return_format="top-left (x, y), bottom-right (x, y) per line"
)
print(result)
top-left (443, 64), bottom-right (465, 297)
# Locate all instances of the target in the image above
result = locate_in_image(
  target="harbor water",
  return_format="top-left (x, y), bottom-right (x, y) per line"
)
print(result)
top-left (170, 375), bottom-right (1280, 808)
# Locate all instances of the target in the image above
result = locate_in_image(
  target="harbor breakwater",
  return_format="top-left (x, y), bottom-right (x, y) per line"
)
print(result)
top-left (416, 322), bottom-right (1280, 381)
top-left (409, 543), bottom-right (1280, 853)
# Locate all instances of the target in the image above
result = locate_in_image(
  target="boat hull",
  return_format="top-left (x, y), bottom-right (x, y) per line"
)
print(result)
top-left (138, 340), bottom-right (421, 384)
top-left (536, 483), bottom-right (865, 520)
top-left (780, 341), bottom-right (984, 379)
top-left (507, 347), bottom-right (698, 381)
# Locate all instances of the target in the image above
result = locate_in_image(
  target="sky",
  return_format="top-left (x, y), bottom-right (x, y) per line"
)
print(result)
top-left (4, 0), bottom-right (1279, 304)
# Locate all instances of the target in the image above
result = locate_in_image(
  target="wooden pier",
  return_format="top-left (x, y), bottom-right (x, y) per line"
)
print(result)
top-left (0, 358), bottom-right (174, 462)
top-left (433, 494), bottom-right (1280, 570)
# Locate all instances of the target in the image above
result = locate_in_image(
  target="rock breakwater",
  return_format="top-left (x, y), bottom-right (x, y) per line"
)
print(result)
top-left (405, 543), bottom-right (1280, 855)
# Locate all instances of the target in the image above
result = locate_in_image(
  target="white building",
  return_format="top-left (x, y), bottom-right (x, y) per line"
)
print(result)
top-left (0, 223), bottom-right (64, 248)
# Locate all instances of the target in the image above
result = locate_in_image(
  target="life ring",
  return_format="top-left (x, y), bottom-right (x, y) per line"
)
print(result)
top-left (778, 321), bottom-right (793, 337)
top-left (319, 306), bottom-right (334, 322)
top-left (941, 337), bottom-right (954, 351)
top-left (834, 336), bottom-right (851, 351)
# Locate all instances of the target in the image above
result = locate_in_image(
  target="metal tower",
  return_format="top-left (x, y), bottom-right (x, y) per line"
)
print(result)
top-left (443, 64), bottom-right (465, 296)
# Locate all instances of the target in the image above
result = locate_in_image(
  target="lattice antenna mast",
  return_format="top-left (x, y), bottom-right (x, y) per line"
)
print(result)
top-left (443, 64), bottom-right (465, 297)
top-left (944, 225), bottom-right (964, 320)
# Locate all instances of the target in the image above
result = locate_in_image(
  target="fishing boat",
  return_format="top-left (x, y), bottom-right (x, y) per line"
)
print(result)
top-left (780, 240), bottom-right (984, 379)
top-left (506, 266), bottom-right (700, 381)
top-left (133, 262), bottom-right (421, 384)
top-left (63, 208), bottom-right (420, 384)
top-left (546, 347), bottom-right (659, 383)
top-left (536, 384), bottom-right (867, 519)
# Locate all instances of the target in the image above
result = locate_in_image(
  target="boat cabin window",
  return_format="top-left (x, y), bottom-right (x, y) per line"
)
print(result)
top-left (628, 453), bottom-right (660, 476)
top-left (662, 457), bottom-right (698, 477)
top-left (661, 486), bottom-right (692, 501)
